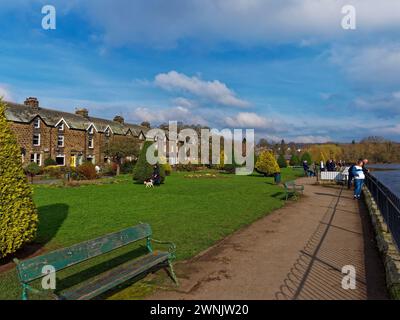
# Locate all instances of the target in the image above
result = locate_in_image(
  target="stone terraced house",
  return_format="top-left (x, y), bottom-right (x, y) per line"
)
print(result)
top-left (4, 97), bottom-right (149, 167)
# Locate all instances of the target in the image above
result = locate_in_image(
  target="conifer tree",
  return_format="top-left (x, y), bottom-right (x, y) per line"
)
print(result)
top-left (255, 151), bottom-right (280, 176)
top-left (0, 99), bottom-right (38, 258)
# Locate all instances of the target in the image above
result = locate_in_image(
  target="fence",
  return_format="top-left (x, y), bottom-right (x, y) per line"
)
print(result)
top-left (365, 172), bottom-right (400, 250)
top-left (320, 170), bottom-right (348, 182)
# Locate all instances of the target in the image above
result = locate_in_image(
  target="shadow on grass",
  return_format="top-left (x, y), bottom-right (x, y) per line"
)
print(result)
top-left (0, 203), bottom-right (69, 268)
top-left (55, 245), bottom-right (162, 298)
top-left (270, 192), bottom-right (286, 200)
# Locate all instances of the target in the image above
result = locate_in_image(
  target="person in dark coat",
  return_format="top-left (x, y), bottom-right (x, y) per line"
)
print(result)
top-left (152, 164), bottom-right (161, 185)
top-left (347, 162), bottom-right (356, 189)
top-left (303, 160), bottom-right (309, 177)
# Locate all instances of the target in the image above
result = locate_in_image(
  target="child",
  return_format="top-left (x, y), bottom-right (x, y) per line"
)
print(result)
top-left (352, 159), bottom-right (365, 199)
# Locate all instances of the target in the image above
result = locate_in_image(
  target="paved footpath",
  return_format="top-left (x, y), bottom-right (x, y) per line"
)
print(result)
top-left (149, 178), bottom-right (388, 300)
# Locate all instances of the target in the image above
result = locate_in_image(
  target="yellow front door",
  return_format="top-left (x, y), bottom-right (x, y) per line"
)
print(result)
top-left (70, 155), bottom-right (76, 168)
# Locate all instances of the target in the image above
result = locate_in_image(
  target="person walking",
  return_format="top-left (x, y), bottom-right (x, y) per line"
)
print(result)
top-left (352, 159), bottom-right (365, 200)
top-left (347, 162), bottom-right (355, 189)
top-left (303, 160), bottom-right (309, 177)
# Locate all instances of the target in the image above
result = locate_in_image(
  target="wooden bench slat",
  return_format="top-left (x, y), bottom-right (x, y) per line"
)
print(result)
top-left (16, 223), bottom-right (152, 283)
top-left (59, 251), bottom-right (169, 300)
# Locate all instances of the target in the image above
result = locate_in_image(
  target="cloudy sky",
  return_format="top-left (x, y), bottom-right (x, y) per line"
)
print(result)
top-left (1, 0), bottom-right (400, 142)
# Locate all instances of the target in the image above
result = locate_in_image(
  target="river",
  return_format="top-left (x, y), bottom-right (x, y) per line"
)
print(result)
top-left (369, 164), bottom-right (400, 198)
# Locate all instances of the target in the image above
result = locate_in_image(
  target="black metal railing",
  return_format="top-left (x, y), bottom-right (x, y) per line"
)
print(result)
top-left (365, 172), bottom-right (400, 249)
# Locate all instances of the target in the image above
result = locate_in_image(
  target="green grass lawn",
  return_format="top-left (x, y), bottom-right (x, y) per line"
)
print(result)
top-left (0, 168), bottom-right (303, 300)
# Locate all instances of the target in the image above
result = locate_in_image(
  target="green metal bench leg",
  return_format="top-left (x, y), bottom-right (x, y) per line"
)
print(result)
top-left (168, 260), bottom-right (179, 286)
top-left (22, 284), bottom-right (28, 300)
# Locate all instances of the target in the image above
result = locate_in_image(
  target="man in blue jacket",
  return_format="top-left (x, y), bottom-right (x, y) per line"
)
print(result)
top-left (352, 159), bottom-right (365, 199)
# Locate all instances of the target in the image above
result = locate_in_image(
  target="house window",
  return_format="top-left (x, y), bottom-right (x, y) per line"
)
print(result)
top-left (87, 155), bottom-right (95, 164)
top-left (105, 128), bottom-right (111, 137)
top-left (58, 123), bottom-right (64, 131)
top-left (88, 136), bottom-right (94, 149)
top-left (30, 153), bottom-right (41, 166)
top-left (33, 118), bottom-right (40, 129)
top-left (33, 133), bottom-right (41, 146)
top-left (55, 154), bottom-right (65, 166)
top-left (88, 126), bottom-right (94, 135)
top-left (57, 135), bottom-right (64, 147)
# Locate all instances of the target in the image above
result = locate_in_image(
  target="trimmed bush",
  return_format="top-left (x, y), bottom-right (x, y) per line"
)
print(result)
top-left (133, 141), bottom-right (154, 183)
top-left (121, 160), bottom-right (136, 174)
top-left (102, 163), bottom-right (117, 176)
top-left (24, 162), bottom-right (41, 183)
top-left (44, 157), bottom-right (57, 166)
top-left (277, 154), bottom-right (287, 168)
top-left (0, 99), bottom-right (38, 258)
top-left (159, 164), bottom-right (166, 183)
top-left (43, 165), bottom-right (64, 178)
top-left (255, 151), bottom-right (280, 176)
top-left (163, 162), bottom-right (172, 176)
top-left (301, 152), bottom-right (312, 164)
top-left (289, 154), bottom-right (300, 166)
top-left (77, 162), bottom-right (97, 180)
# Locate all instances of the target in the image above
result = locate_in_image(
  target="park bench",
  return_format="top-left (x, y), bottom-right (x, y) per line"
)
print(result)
top-left (13, 223), bottom-right (178, 300)
top-left (284, 180), bottom-right (304, 200)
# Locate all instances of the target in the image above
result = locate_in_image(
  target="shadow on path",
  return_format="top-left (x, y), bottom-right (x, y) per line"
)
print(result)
top-left (275, 187), bottom-right (387, 300)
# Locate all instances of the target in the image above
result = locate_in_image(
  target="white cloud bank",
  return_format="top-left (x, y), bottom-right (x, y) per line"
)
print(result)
top-left (155, 71), bottom-right (250, 108)
top-left (46, 0), bottom-right (400, 47)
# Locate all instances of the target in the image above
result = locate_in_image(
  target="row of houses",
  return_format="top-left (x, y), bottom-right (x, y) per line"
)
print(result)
top-left (5, 97), bottom-right (150, 167)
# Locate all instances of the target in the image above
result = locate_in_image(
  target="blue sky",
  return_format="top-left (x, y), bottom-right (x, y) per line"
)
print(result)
top-left (1, 0), bottom-right (400, 142)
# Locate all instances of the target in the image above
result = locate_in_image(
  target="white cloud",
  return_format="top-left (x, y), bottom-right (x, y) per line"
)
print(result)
top-left (130, 105), bottom-right (207, 125)
top-left (225, 112), bottom-right (272, 128)
top-left (330, 43), bottom-right (400, 89)
top-left (155, 71), bottom-right (250, 108)
top-left (289, 135), bottom-right (332, 143)
top-left (0, 85), bottom-right (13, 101)
top-left (172, 97), bottom-right (198, 109)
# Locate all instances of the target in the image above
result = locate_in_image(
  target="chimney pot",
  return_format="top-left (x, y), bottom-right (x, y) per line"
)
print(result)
top-left (113, 115), bottom-right (124, 124)
top-left (75, 108), bottom-right (89, 118)
top-left (24, 97), bottom-right (39, 110)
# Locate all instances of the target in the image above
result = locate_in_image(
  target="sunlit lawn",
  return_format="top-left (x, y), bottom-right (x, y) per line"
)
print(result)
top-left (0, 168), bottom-right (303, 300)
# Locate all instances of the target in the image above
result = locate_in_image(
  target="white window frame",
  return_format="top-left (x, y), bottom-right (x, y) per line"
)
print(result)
top-left (30, 153), bottom-right (42, 166)
top-left (88, 125), bottom-right (94, 135)
top-left (55, 154), bottom-right (65, 166)
top-left (88, 136), bottom-right (94, 149)
top-left (58, 123), bottom-right (64, 132)
top-left (57, 135), bottom-right (64, 147)
top-left (33, 133), bottom-right (41, 146)
top-left (33, 117), bottom-right (41, 129)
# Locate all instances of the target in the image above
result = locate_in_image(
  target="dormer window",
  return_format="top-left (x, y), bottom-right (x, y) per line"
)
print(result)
top-left (33, 118), bottom-right (40, 129)
top-left (88, 125), bottom-right (94, 135)
top-left (58, 123), bottom-right (64, 132)
top-left (105, 128), bottom-right (111, 137)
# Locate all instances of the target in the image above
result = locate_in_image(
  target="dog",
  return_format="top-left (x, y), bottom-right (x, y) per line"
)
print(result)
top-left (144, 179), bottom-right (154, 188)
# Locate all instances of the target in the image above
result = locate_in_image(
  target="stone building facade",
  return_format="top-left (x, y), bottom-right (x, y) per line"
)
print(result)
top-left (4, 97), bottom-right (148, 167)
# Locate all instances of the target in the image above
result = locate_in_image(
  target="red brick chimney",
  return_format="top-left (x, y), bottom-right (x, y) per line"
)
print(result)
top-left (24, 97), bottom-right (39, 110)
top-left (113, 115), bottom-right (124, 124)
top-left (75, 108), bottom-right (89, 118)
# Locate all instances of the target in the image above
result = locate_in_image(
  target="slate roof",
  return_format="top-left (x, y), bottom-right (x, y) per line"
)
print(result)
top-left (4, 101), bottom-right (149, 137)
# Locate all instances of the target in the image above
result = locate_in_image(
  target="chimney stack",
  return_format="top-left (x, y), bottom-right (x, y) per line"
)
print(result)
top-left (113, 115), bottom-right (124, 124)
top-left (24, 97), bottom-right (39, 110)
top-left (75, 108), bottom-right (89, 118)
